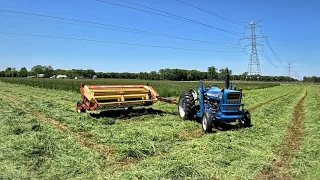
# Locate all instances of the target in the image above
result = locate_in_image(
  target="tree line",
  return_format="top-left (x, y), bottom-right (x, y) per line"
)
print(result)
top-left (303, 76), bottom-right (320, 83)
top-left (0, 65), bottom-right (299, 82)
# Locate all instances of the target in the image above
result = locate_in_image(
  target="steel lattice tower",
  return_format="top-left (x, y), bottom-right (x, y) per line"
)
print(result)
top-left (287, 62), bottom-right (292, 78)
top-left (242, 21), bottom-right (266, 76)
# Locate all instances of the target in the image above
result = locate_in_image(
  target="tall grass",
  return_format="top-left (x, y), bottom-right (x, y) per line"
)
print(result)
top-left (0, 78), bottom-right (279, 97)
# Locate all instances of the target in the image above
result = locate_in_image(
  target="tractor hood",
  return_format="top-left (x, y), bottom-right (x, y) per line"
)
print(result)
top-left (205, 87), bottom-right (241, 98)
top-left (205, 87), bottom-right (221, 98)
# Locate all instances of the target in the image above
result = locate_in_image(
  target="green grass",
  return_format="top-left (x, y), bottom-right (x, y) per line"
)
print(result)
top-left (0, 77), bottom-right (280, 97)
top-left (1, 81), bottom-right (318, 179)
top-left (119, 86), bottom-right (304, 179)
top-left (290, 86), bottom-right (320, 179)
top-left (0, 97), bottom-right (108, 179)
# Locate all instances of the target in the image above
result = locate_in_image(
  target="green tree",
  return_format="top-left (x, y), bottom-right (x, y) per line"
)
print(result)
top-left (31, 65), bottom-right (44, 75)
top-left (19, 67), bottom-right (28, 77)
top-left (43, 65), bottom-right (54, 77)
top-left (4, 67), bottom-right (13, 77)
top-left (207, 66), bottom-right (218, 80)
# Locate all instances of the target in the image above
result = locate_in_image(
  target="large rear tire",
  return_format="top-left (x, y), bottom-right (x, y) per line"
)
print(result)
top-left (178, 91), bottom-right (195, 120)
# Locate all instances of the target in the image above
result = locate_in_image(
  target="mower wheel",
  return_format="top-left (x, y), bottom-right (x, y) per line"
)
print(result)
top-left (77, 101), bottom-right (86, 113)
top-left (239, 110), bottom-right (251, 127)
top-left (178, 91), bottom-right (195, 120)
top-left (202, 111), bottom-right (213, 133)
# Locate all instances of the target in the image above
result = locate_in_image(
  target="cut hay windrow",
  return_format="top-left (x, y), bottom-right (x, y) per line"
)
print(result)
top-left (256, 89), bottom-right (307, 179)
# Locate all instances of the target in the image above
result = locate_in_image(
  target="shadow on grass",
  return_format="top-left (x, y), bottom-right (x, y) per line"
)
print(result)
top-left (90, 107), bottom-right (177, 119)
top-left (193, 118), bottom-right (253, 133)
top-left (214, 122), bottom-right (253, 132)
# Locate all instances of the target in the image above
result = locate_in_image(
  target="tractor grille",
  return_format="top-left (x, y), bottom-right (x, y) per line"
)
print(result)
top-left (225, 93), bottom-right (241, 111)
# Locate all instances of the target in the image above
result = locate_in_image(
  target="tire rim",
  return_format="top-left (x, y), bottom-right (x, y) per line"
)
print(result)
top-left (179, 99), bottom-right (186, 118)
top-left (202, 115), bottom-right (207, 131)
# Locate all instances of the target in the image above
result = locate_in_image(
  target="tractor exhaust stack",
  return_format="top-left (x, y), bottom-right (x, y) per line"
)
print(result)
top-left (225, 68), bottom-right (230, 90)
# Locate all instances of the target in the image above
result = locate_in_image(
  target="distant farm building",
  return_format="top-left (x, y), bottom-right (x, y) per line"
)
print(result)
top-left (37, 74), bottom-right (45, 78)
top-left (92, 75), bottom-right (97, 79)
top-left (75, 76), bottom-right (84, 79)
top-left (56, 75), bottom-right (68, 79)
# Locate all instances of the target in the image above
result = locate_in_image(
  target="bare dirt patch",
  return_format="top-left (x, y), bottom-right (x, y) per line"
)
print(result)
top-left (179, 128), bottom-right (204, 140)
top-left (256, 90), bottom-right (307, 180)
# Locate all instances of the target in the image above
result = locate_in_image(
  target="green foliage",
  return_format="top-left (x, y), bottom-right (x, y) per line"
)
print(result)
top-left (0, 65), bottom-right (299, 81)
top-left (18, 67), bottom-right (28, 77)
top-left (303, 76), bottom-right (320, 82)
top-left (0, 98), bottom-right (108, 179)
top-left (207, 66), bottom-right (218, 80)
top-left (0, 78), bottom-right (279, 97)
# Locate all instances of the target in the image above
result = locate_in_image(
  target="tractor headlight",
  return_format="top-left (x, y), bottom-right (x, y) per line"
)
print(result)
top-left (219, 93), bottom-right (223, 99)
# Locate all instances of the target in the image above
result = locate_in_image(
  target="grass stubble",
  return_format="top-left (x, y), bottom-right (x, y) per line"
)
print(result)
top-left (1, 81), bottom-right (315, 179)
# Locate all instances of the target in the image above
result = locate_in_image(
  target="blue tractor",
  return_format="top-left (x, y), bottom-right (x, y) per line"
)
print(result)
top-left (178, 68), bottom-right (251, 133)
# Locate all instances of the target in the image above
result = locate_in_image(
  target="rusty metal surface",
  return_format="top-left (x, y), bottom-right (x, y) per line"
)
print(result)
top-left (156, 96), bottom-right (178, 105)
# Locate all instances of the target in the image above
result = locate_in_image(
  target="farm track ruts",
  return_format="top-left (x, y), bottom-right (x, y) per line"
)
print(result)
top-left (0, 93), bottom-right (139, 171)
top-left (256, 89), bottom-right (307, 180)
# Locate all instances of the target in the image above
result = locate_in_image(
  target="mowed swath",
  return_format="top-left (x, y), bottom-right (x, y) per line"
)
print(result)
top-left (0, 80), bottom-right (317, 179)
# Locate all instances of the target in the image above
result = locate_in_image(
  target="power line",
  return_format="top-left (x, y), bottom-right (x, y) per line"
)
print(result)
top-left (259, 50), bottom-right (278, 68)
top-left (95, 0), bottom-right (244, 36)
top-left (258, 49), bottom-right (286, 75)
top-left (174, 0), bottom-right (245, 27)
top-left (263, 37), bottom-right (287, 69)
top-left (256, 24), bottom-right (292, 75)
top-left (0, 31), bottom-right (244, 52)
top-left (0, 10), bottom-right (240, 48)
top-left (260, 64), bottom-right (270, 73)
top-left (259, 29), bottom-right (288, 71)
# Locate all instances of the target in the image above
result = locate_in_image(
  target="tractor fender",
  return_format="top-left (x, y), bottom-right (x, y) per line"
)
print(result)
top-left (188, 89), bottom-right (198, 101)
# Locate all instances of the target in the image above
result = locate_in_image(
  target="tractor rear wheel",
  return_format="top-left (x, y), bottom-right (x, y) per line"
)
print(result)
top-left (239, 110), bottom-right (251, 127)
top-left (202, 111), bottom-right (213, 133)
top-left (178, 91), bottom-right (195, 120)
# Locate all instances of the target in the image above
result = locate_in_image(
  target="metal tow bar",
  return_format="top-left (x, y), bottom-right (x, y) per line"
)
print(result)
top-left (156, 96), bottom-right (178, 105)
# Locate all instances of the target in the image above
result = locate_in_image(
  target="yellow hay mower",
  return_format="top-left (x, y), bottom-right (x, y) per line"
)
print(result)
top-left (76, 83), bottom-right (177, 112)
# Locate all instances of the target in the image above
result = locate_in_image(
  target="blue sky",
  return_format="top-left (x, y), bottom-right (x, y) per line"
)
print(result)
top-left (0, 0), bottom-right (319, 78)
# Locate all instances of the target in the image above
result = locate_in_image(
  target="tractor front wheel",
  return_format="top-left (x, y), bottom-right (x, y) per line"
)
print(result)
top-left (202, 111), bottom-right (213, 133)
top-left (178, 91), bottom-right (195, 120)
top-left (239, 110), bottom-right (251, 127)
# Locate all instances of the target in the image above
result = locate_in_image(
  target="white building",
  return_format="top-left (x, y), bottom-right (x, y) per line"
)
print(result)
top-left (56, 75), bottom-right (68, 79)
top-left (37, 74), bottom-right (45, 78)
